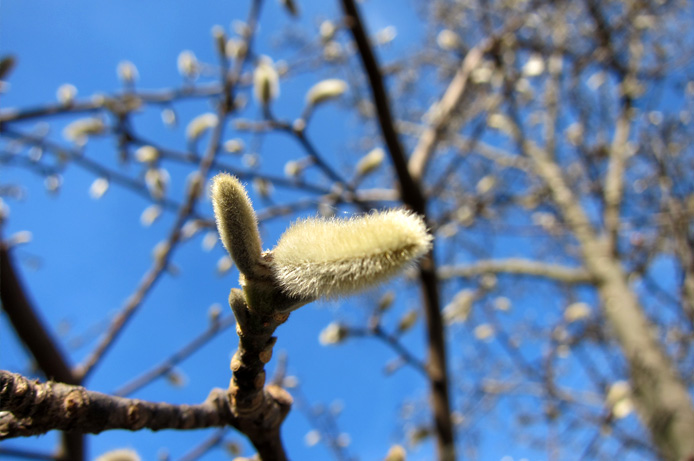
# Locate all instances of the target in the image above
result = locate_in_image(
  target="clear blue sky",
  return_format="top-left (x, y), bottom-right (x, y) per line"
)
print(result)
top-left (1, 1), bottom-right (561, 460)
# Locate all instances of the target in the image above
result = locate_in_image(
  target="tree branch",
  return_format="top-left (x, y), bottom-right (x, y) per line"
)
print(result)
top-left (0, 370), bottom-right (234, 438)
top-left (438, 258), bottom-right (593, 284)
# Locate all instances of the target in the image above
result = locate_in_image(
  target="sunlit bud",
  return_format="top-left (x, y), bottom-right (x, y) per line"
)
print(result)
top-left (336, 433), bottom-right (351, 448)
top-left (253, 177), bottom-right (272, 198)
top-left (320, 20), bottom-right (336, 42)
top-left (63, 118), bottom-right (105, 145)
top-left (474, 324), bottom-right (495, 341)
top-left (232, 20), bottom-right (250, 38)
top-left (56, 84), bottom-right (77, 105)
top-left (606, 381), bottom-right (633, 419)
top-left (304, 429), bottom-right (321, 447)
top-left (181, 219), bottom-right (203, 240)
top-left (564, 302), bottom-right (591, 323)
top-left (186, 113), bottom-right (218, 141)
top-left (279, 0), bottom-right (299, 17)
top-left (384, 444), bottom-right (407, 461)
top-left (282, 375), bottom-right (299, 388)
top-left (186, 172), bottom-right (204, 199)
top-left (479, 273), bottom-right (497, 290)
top-left (494, 296), bottom-right (511, 312)
top-left (443, 289), bottom-right (474, 324)
top-left (376, 26), bottom-right (397, 45)
top-left (292, 118), bottom-right (306, 134)
top-left (224, 138), bottom-right (245, 154)
top-left (135, 145), bottom-right (159, 163)
top-left (44, 175), bottom-right (62, 193)
top-left (117, 60), bottom-right (139, 84)
top-left (397, 309), bottom-right (418, 333)
top-left (145, 168), bottom-right (170, 200)
top-left (356, 147), bottom-right (385, 176)
top-left (471, 66), bottom-right (493, 84)
top-left (242, 153), bottom-right (259, 168)
top-left (476, 175), bottom-right (496, 195)
top-left (306, 79), bottom-right (348, 107)
top-left (226, 38), bottom-right (247, 60)
top-left (152, 240), bottom-right (170, 263)
top-left (319, 322), bottom-right (348, 345)
top-left (211, 173), bottom-right (262, 278)
top-left (378, 290), bottom-right (395, 311)
top-left (140, 205), bottom-right (162, 227)
top-left (89, 177), bottom-right (109, 199)
top-left (284, 160), bottom-right (301, 177)
top-left (5, 231), bottom-right (32, 247)
top-left (253, 56), bottom-right (280, 106)
top-left (487, 113), bottom-right (513, 134)
top-left (437, 29), bottom-right (461, 51)
top-left (323, 41), bottom-right (343, 61)
top-left (522, 53), bottom-right (545, 77)
top-left (208, 303), bottom-right (222, 325)
top-left (272, 209), bottom-right (432, 300)
top-left (95, 448), bottom-right (141, 461)
top-left (177, 50), bottom-right (199, 78)
top-left (202, 231), bottom-right (218, 251)
top-left (217, 255), bottom-right (233, 274)
top-left (161, 108), bottom-right (177, 127)
top-left (211, 25), bottom-right (227, 57)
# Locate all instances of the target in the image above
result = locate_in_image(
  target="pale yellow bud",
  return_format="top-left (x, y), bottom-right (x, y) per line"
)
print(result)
top-left (437, 29), bottom-right (461, 51)
top-left (606, 381), bottom-right (633, 419)
top-left (384, 444), bottom-right (407, 461)
top-left (522, 53), bottom-right (545, 77)
top-left (211, 25), bottom-right (227, 57)
top-left (135, 145), bottom-right (159, 163)
top-left (224, 138), bottom-right (245, 154)
top-left (177, 50), bottom-right (199, 78)
top-left (211, 173), bottom-right (262, 278)
top-left (217, 255), bottom-right (234, 274)
top-left (117, 60), bottom-right (139, 84)
top-left (63, 118), bottom-right (105, 145)
top-left (253, 57), bottom-right (280, 105)
top-left (356, 147), bottom-right (385, 176)
top-left (319, 322), bottom-right (348, 345)
top-left (271, 209), bottom-right (432, 299)
top-left (161, 108), bottom-right (177, 127)
top-left (442, 289), bottom-right (474, 324)
top-left (564, 302), bottom-right (591, 323)
top-left (145, 168), bottom-right (170, 200)
top-left (376, 26), bottom-right (397, 45)
top-left (186, 113), bottom-right (218, 141)
top-left (397, 309), bottom-right (418, 333)
top-left (95, 448), bottom-right (141, 461)
top-left (89, 177), bottom-right (109, 199)
top-left (56, 84), bottom-right (77, 105)
top-left (305, 79), bottom-right (348, 107)
top-left (319, 20), bottom-right (336, 42)
top-left (140, 205), bottom-right (162, 227)
top-left (323, 41), bottom-right (343, 61)
top-left (474, 324), bottom-right (495, 341)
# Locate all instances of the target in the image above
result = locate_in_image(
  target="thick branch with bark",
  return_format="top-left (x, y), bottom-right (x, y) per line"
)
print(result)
top-left (0, 370), bottom-right (234, 438)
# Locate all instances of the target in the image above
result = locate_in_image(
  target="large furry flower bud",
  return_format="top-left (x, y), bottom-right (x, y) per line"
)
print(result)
top-left (271, 209), bottom-right (432, 299)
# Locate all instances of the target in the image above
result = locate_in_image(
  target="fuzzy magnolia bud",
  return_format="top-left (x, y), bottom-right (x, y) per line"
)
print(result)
top-left (253, 57), bottom-right (280, 106)
top-left (305, 79), bottom-right (348, 107)
top-left (271, 209), bottom-right (432, 299)
top-left (211, 173), bottom-right (262, 278)
top-left (356, 147), bottom-right (385, 176)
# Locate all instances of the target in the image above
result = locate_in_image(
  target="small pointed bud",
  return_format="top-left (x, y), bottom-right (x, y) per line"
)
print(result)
top-left (474, 324), bottom-right (495, 341)
top-left (253, 57), bottom-right (280, 106)
top-left (63, 118), bottom-right (105, 145)
top-left (145, 168), bottom-right (170, 200)
top-left (211, 173), bottom-right (263, 278)
top-left (564, 302), bottom-right (591, 323)
top-left (384, 444), bottom-right (407, 461)
top-left (437, 29), bottom-right (461, 51)
top-left (117, 60), bottom-right (139, 84)
top-left (319, 20), bottom-right (336, 42)
top-left (186, 113), bottom-right (218, 142)
top-left (177, 50), bottom-right (199, 78)
top-left (305, 79), bottom-right (348, 107)
top-left (356, 147), bottom-right (385, 176)
top-left (140, 204), bottom-right (162, 227)
top-left (397, 309), bottom-right (418, 333)
top-left (56, 84), bottom-right (77, 105)
top-left (89, 177), bottom-right (109, 199)
top-left (272, 209), bottom-right (432, 300)
top-left (319, 322), bottom-right (348, 345)
top-left (135, 145), bottom-right (159, 163)
top-left (211, 25), bottom-right (227, 57)
top-left (95, 449), bottom-right (141, 461)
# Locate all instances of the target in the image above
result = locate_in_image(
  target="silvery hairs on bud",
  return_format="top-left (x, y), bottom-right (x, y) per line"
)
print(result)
top-left (211, 173), bottom-right (262, 278)
top-left (271, 209), bottom-right (433, 300)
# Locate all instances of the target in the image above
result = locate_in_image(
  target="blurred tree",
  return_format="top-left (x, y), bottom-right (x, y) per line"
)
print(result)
top-left (1, 0), bottom-right (694, 460)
